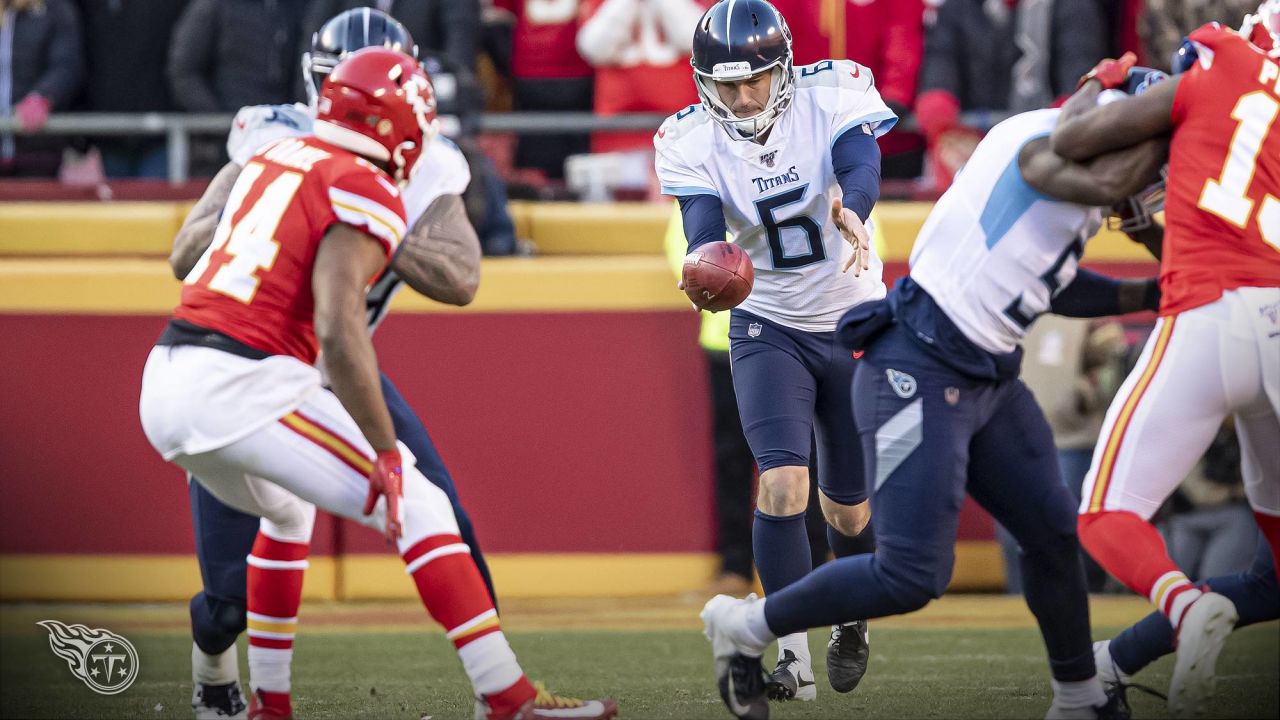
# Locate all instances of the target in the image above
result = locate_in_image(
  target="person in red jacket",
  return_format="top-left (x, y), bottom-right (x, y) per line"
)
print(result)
top-left (576, 0), bottom-right (709, 153)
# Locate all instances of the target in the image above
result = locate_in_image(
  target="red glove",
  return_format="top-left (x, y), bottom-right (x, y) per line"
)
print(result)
top-left (364, 449), bottom-right (404, 543)
top-left (914, 90), bottom-right (960, 140)
top-left (1078, 52), bottom-right (1137, 90)
top-left (14, 94), bottom-right (51, 131)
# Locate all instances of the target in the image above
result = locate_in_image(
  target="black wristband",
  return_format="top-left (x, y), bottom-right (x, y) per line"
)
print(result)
top-left (1142, 278), bottom-right (1161, 312)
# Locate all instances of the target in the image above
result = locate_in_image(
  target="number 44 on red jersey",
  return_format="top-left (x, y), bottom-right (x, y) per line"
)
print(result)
top-left (176, 136), bottom-right (407, 363)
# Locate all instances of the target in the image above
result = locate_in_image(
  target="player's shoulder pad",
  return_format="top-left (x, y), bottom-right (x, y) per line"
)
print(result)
top-left (339, 155), bottom-right (403, 201)
top-left (1185, 21), bottom-right (1259, 71)
top-left (427, 135), bottom-right (468, 171)
top-left (794, 59), bottom-right (875, 93)
top-left (1187, 21), bottom-right (1238, 49)
top-left (654, 103), bottom-right (711, 153)
top-left (228, 103), bottom-right (312, 164)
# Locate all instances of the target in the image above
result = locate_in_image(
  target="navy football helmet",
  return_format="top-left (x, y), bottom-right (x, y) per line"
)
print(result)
top-left (303, 8), bottom-right (419, 106)
top-left (690, 0), bottom-right (794, 141)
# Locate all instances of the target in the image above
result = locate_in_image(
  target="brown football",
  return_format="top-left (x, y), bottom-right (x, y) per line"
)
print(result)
top-left (682, 241), bottom-right (754, 312)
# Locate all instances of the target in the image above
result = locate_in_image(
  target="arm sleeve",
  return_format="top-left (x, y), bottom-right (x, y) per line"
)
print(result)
top-left (1050, 269), bottom-right (1156, 318)
top-left (677, 194), bottom-right (727, 252)
top-left (831, 128), bottom-right (882, 223)
top-left (32, 0), bottom-right (83, 108)
top-left (167, 0), bottom-right (222, 112)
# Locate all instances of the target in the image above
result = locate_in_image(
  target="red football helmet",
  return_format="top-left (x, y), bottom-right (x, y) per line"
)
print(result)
top-left (314, 46), bottom-right (439, 184)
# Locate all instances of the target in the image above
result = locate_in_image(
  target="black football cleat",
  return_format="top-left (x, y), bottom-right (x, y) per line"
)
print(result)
top-left (826, 621), bottom-right (870, 693)
top-left (718, 652), bottom-right (770, 720)
top-left (765, 649), bottom-right (816, 701)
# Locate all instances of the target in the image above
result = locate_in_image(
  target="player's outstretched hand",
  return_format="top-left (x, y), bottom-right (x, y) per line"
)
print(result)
top-left (1079, 52), bottom-right (1137, 90)
top-left (832, 198), bottom-right (871, 276)
top-left (676, 278), bottom-right (702, 312)
top-left (365, 449), bottom-right (404, 543)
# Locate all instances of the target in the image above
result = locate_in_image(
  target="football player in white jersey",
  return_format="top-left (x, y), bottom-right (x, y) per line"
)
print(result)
top-left (167, 10), bottom-right (496, 719)
top-left (698, 62), bottom-right (1170, 720)
top-left (655, 0), bottom-right (894, 701)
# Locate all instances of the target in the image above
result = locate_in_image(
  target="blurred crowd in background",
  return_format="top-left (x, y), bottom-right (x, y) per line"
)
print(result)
top-left (1, 0), bottom-right (1266, 196)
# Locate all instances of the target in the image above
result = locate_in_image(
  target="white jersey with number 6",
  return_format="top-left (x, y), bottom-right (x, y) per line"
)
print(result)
top-left (654, 59), bottom-right (896, 332)
top-left (908, 109), bottom-right (1105, 355)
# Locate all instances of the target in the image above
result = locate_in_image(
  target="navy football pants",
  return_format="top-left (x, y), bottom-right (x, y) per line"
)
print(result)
top-left (728, 310), bottom-right (866, 504)
top-left (188, 372), bottom-right (495, 655)
top-left (763, 325), bottom-right (1096, 680)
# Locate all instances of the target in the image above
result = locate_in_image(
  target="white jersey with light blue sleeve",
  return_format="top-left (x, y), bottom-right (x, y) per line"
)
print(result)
top-left (227, 103), bottom-right (472, 329)
top-left (908, 109), bottom-right (1104, 355)
top-left (654, 59), bottom-right (895, 332)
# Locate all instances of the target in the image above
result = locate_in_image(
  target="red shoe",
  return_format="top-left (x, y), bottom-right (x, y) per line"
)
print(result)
top-left (479, 682), bottom-right (618, 720)
top-left (248, 688), bottom-right (293, 720)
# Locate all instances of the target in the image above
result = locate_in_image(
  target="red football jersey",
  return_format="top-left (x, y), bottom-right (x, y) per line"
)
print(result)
top-left (176, 136), bottom-right (407, 363)
top-left (1164, 24), bottom-right (1280, 315)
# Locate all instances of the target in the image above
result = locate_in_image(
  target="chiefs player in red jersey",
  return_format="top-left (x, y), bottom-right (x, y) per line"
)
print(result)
top-left (1051, 4), bottom-right (1280, 716)
top-left (139, 47), bottom-right (616, 720)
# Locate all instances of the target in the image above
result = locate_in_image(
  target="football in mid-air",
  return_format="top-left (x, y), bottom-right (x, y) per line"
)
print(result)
top-left (682, 241), bottom-right (754, 312)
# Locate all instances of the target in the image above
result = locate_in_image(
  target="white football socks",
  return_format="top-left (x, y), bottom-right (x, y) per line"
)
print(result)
top-left (1051, 676), bottom-right (1107, 710)
top-left (192, 642), bottom-right (239, 686)
top-left (457, 631), bottom-right (525, 696)
top-left (741, 598), bottom-right (776, 657)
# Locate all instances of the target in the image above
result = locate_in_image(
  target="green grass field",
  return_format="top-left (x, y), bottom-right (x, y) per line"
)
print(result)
top-left (1, 596), bottom-right (1276, 719)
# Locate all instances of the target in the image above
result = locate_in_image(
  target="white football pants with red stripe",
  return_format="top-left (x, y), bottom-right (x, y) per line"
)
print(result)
top-left (140, 345), bottom-right (458, 548)
top-left (1080, 287), bottom-right (1280, 521)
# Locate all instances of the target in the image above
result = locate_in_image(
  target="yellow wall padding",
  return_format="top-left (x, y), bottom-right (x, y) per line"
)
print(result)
top-left (0, 256), bottom-right (693, 314)
top-left (0, 200), bottom-right (1157, 263)
top-left (0, 202), bottom-right (192, 256)
top-left (522, 201), bottom-right (669, 254)
top-left (0, 546), bottom-right (1005, 601)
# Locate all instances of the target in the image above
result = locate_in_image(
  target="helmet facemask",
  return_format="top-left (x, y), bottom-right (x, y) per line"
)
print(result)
top-left (302, 8), bottom-right (419, 108)
top-left (302, 51), bottom-right (339, 107)
top-left (1109, 167), bottom-right (1168, 233)
top-left (695, 60), bottom-right (794, 142)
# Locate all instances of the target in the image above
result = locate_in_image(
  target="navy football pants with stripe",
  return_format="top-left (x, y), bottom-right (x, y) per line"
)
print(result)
top-left (188, 372), bottom-right (495, 655)
top-left (763, 325), bottom-right (1097, 681)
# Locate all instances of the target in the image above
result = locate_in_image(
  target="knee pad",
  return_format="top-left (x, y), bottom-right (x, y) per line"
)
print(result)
top-left (190, 592), bottom-right (246, 655)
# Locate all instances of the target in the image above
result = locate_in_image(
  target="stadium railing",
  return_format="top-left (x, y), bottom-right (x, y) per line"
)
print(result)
top-left (0, 111), bottom-right (1004, 184)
